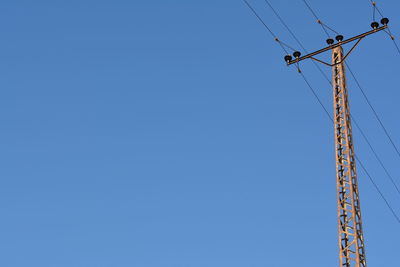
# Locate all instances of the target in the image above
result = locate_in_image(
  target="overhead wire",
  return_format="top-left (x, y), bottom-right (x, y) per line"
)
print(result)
top-left (243, 0), bottom-right (400, 224)
top-left (370, 0), bottom-right (385, 19)
top-left (372, 5), bottom-right (376, 21)
top-left (357, 158), bottom-right (400, 224)
top-left (346, 63), bottom-right (400, 160)
top-left (299, 71), bottom-right (332, 119)
top-left (352, 116), bottom-right (400, 196)
top-left (301, 0), bottom-right (338, 38)
top-left (383, 28), bottom-right (400, 56)
top-left (387, 32), bottom-right (400, 55)
top-left (243, 0), bottom-right (292, 54)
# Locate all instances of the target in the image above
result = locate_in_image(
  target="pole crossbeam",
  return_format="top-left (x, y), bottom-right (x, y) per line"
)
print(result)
top-left (287, 25), bottom-right (387, 66)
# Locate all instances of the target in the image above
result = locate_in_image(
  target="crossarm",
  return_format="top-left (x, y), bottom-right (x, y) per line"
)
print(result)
top-left (287, 25), bottom-right (387, 65)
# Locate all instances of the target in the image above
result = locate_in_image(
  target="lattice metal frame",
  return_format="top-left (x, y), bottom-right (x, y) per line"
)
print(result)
top-left (282, 22), bottom-right (389, 267)
top-left (332, 46), bottom-right (366, 267)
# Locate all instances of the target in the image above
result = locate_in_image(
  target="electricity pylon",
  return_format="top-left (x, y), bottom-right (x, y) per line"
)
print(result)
top-left (284, 19), bottom-right (389, 267)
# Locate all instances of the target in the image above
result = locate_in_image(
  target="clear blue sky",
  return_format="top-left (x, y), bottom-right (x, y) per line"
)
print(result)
top-left (1, 0), bottom-right (399, 266)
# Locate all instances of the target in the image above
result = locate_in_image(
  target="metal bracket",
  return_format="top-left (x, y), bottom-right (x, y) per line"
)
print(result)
top-left (308, 37), bottom-right (364, 67)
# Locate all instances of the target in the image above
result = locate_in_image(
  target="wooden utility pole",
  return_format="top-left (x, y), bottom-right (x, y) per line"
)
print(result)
top-left (285, 20), bottom-right (389, 267)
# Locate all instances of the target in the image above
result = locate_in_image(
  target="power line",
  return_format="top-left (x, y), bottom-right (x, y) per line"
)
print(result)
top-left (384, 27), bottom-right (400, 56)
top-left (356, 155), bottom-right (400, 224)
top-left (263, 0), bottom-right (304, 50)
top-left (352, 116), bottom-right (400, 196)
top-left (243, 0), bottom-right (292, 54)
top-left (244, 0), bottom-right (276, 39)
top-left (346, 63), bottom-right (400, 160)
top-left (299, 71), bottom-right (332, 119)
top-left (370, 0), bottom-right (385, 19)
top-left (301, 0), bottom-right (338, 38)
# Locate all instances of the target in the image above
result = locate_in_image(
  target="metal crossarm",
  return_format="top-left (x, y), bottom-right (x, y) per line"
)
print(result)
top-left (287, 25), bottom-right (387, 66)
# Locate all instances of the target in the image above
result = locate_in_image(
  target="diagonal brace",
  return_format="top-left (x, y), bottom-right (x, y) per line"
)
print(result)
top-left (309, 38), bottom-right (364, 67)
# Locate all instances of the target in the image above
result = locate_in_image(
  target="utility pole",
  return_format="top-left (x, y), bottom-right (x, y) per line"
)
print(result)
top-left (284, 19), bottom-right (389, 267)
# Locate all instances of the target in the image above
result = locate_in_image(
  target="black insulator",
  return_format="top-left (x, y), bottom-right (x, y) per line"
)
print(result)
top-left (284, 55), bottom-right (293, 62)
top-left (335, 35), bottom-right (344, 42)
top-left (381, 17), bottom-right (389, 25)
top-left (371, 21), bottom-right (379, 29)
top-left (293, 51), bottom-right (301, 58)
top-left (326, 38), bottom-right (334, 45)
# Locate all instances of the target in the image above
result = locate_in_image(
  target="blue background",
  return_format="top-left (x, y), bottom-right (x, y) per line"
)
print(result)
top-left (0, 0), bottom-right (399, 266)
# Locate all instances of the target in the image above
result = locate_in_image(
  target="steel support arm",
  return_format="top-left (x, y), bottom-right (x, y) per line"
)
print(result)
top-left (287, 25), bottom-right (387, 66)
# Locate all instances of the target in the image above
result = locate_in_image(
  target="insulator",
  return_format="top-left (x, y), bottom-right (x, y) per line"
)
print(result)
top-left (381, 17), bottom-right (389, 25)
top-left (336, 35), bottom-right (344, 42)
top-left (326, 38), bottom-right (334, 45)
top-left (284, 55), bottom-right (293, 62)
top-left (293, 51), bottom-right (301, 58)
top-left (371, 21), bottom-right (379, 29)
